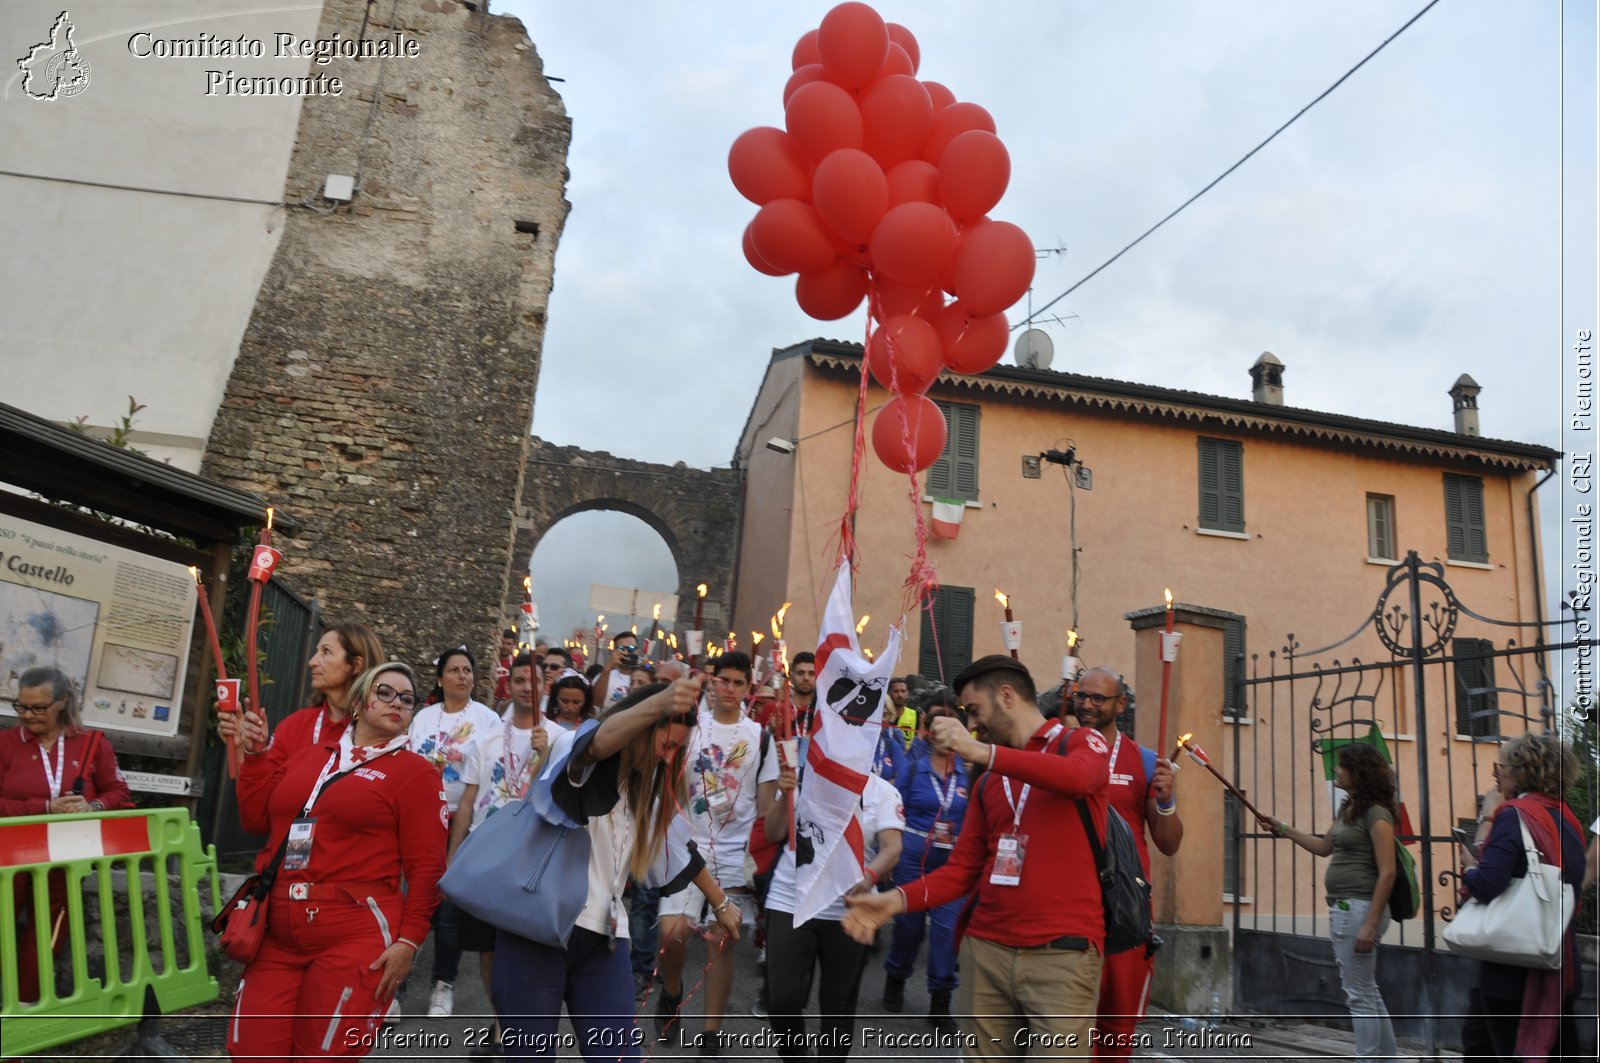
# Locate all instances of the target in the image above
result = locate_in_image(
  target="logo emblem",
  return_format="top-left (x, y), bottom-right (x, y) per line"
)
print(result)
top-left (17, 12), bottom-right (91, 100)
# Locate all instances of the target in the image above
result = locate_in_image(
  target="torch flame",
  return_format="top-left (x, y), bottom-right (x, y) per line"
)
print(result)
top-left (856, 614), bottom-right (871, 635)
top-left (1067, 629), bottom-right (1078, 650)
top-left (752, 631), bottom-right (764, 647)
top-left (697, 583), bottom-right (708, 599)
top-left (1177, 732), bottom-right (1193, 748)
top-left (523, 576), bottom-right (531, 592)
top-left (994, 588), bottom-right (1009, 609)
top-left (652, 603), bottom-right (661, 621)
top-left (188, 565), bottom-right (201, 582)
top-left (772, 601), bottom-right (792, 640)
top-left (863, 647), bottom-right (875, 661)
top-left (1164, 588), bottom-right (1173, 608)
top-left (265, 506), bottom-right (275, 532)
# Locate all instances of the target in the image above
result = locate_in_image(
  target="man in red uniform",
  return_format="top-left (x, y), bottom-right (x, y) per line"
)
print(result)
top-left (1071, 667), bottom-right (1183, 1058)
top-left (843, 655), bottom-right (1111, 1057)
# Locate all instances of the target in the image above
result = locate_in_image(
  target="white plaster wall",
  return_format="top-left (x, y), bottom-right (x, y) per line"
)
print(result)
top-left (0, 2), bottom-right (326, 471)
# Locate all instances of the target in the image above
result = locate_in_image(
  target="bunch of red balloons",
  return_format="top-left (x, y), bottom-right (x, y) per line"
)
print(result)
top-left (730, 2), bottom-right (1035, 474)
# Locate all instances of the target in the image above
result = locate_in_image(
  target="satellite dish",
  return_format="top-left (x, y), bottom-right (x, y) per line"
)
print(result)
top-left (1014, 328), bottom-right (1054, 370)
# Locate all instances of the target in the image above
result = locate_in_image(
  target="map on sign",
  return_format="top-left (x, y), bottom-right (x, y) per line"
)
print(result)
top-left (97, 643), bottom-right (179, 700)
top-left (0, 583), bottom-right (99, 702)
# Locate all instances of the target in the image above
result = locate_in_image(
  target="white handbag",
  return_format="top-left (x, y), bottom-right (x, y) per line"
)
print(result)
top-left (1443, 810), bottom-right (1574, 969)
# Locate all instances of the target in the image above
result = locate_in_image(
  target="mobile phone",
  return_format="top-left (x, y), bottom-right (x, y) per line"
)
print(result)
top-left (1450, 826), bottom-right (1473, 847)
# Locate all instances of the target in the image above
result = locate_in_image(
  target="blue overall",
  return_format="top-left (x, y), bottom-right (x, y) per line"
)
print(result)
top-left (883, 752), bottom-right (969, 993)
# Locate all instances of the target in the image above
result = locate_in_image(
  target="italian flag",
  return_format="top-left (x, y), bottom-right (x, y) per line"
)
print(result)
top-left (930, 497), bottom-right (964, 540)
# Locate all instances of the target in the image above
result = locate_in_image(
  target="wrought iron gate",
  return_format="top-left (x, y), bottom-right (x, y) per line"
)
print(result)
top-left (1229, 551), bottom-right (1587, 1053)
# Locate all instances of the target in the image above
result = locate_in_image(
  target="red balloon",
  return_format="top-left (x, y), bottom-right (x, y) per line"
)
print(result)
top-left (866, 314), bottom-right (943, 392)
top-left (785, 80), bottom-right (864, 163)
top-left (860, 75), bottom-right (934, 169)
top-left (873, 42), bottom-right (915, 80)
top-left (887, 23), bottom-right (920, 73)
top-left (922, 80), bottom-right (956, 111)
top-left (743, 222), bottom-right (790, 276)
top-left (934, 301), bottom-right (1009, 374)
top-left (938, 130), bottom-right (1011, 221)
top-left (728, 127), bottom-right (812, 206)
top-left (921, 101), bottom-right (996, 163)
top-left (870, 275), bottom-right (939, 319)
top-left (872, 394), bottom-right (948, 473)
top-left (812, 148), bottom-right (889, 246)
top-left (750, 199), bottom-right (837, 275)
top-left (783, 63), bottom-right (831, 106)
top-left (885, 159), bottom-right (940, 207)
top-left (949, 220), bottom-right (1036, 317)
top-left (818, 2), bottom-right (889, 90)
top-left (869, 201), bottom-right (959, 285)
top-left (796, 258), bottom-right (869, 320)
top-left (793, 29), bottom-right (821, 71)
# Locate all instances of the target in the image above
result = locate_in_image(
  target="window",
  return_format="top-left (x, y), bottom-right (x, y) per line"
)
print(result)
top-left (918, 584), bottom-right (974, 683)
top-left (1223, 615), bottom-right (1247, 718)
top-left (1367, 494), bottom-right (1396, 561)
top-left (1444, 474), bottom-right (1487, 563)
top-left (1453, 638), bottom-right (1500, 739)
top-left (926, 401), bottom-right (980, 502)
top-left (1198, 438), bottom-right (1244, 533)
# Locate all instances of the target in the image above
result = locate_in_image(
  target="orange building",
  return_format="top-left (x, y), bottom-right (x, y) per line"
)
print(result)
top-left (732, 340), bottom-right (1563, 1017)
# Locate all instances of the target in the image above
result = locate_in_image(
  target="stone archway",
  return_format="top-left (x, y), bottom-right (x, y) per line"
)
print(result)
top-left (506, 438), bottom-right (743, 643)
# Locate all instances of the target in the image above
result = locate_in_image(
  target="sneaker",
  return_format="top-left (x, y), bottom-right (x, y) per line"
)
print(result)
top-left (750, 985), bottom-right (769, 1019)
top-left (882, 975), bottom-right (905, 1013)
top-left (427, 980), bottom-right (454, 1018)
top-left (382, 998), bottom-right (402, 1025)
top-left (654, 988), bottom-right (682, 1043)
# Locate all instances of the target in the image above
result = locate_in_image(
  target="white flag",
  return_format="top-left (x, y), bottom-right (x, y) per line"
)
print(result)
top-left (792, 565), bottom-right (902, 925)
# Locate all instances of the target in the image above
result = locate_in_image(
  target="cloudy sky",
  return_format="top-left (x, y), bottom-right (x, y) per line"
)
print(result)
top-left (501, 1), bottom-right (1596, 671)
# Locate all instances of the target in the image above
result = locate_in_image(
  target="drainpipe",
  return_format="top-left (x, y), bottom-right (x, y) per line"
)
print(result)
top-left (1527, 463), bottom-right (1557, 719)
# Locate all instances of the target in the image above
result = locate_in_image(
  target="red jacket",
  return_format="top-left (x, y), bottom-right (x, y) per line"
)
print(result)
top-left (899, 720), bottom-right (1109, 949)
top-left (0, 726), bottom-right (134, 817)
top-left (236, 705), bottom-right (349, 834)
top-left (254, 738), bottom-right (448, 944)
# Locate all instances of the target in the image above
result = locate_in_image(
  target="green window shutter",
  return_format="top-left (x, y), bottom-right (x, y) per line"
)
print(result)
top-left (1199, 438), bottom-right (1243, 532)
top-left (1445, 474), bottom-right (1487, 563)
top-left (927, 401), bottom-right (980, 502)
top-left (1222, 791), bottom-right (1241, 896)
top-left (1453, 638), bottom-right (1499, 738)
top-left (1223, 615), bottom-right (1247, 718)
top-left (918, 585), bottom-right (975, 683)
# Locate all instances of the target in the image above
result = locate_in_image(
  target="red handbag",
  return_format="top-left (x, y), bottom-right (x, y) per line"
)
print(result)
top-left (213, 876), bottom-right (270, 964)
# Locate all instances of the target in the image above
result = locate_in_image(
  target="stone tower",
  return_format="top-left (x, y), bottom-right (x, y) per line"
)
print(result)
top-left (204, 0), bottom-right (570, 669)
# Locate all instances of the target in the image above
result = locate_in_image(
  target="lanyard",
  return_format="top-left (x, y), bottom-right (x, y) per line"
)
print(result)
top-left (40, 735), bottom-right (66, 799)
top-left (999, 724), bottom-right (1063, 831)
top-left (312, 710), bottom-right (323, 744)
top-left (304, 751), bottom-right (342, 814)
top-left (927, 759), bottom-right (958, 821)
top-left (1109, 730), bottom-right (1123, 774)
top-left (502, 725), bottom-right (535, 797)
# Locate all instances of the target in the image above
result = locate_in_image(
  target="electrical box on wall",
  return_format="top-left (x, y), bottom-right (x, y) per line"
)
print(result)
top-left (323, 174), bottom-right (355, 201)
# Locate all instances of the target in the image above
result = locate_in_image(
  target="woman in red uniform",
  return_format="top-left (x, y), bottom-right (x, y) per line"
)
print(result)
top-left (1, 666), bottom-right (134, 1001)
top-left (229, 662), bottom-right (447, 1060)
top-left (222, 622), bottom-right (384, 833)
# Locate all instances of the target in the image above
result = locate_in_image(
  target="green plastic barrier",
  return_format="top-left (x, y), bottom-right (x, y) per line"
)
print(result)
top-left (0, 809), bottom-right (220, 1057)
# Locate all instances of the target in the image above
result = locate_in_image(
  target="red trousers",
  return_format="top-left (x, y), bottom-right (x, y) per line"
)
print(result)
top-left (14, 871), bottom-right (68, 1002)
top-left (228, 886), bottom-right (402, 1062)
top-left (1092, 945), bottom-right (1154, 1059)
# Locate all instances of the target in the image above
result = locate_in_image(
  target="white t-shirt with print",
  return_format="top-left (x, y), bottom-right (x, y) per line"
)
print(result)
top-left (462, 718), bottom-right (540, 831)
top-left (766, 772), bottom-right (906, 921)
top-left (408, 700), bottom-right (503, 813)
top-left (684, 710), bottom-right (780, 886)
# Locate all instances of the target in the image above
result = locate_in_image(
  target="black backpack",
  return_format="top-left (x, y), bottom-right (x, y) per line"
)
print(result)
top-left (1075, 800), bottom-right (1154, 955)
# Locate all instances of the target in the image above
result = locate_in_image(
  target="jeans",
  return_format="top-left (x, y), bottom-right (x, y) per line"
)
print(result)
top-left (430, 897), bottom-right (462, 983)
top-left (628, 884), bottom-right (660, 981)
top-left (492, 926), bottom-right (640, 1062)
top-left (765, 909), bottom-right (868, 1063)
top-left (1327, 898), bottom-right (1396, 1060)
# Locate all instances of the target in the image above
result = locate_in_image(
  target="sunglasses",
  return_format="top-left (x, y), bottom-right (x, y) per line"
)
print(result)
top-left (374, 684), bottom-right (417, 710)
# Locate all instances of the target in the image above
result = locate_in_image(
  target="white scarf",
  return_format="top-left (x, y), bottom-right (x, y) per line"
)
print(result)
top-left (336, 728), bottom-right (410, 773)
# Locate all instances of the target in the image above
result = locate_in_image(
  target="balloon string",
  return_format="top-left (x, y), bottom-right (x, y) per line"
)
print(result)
top-left (836, 285), bottom-right (878, 578)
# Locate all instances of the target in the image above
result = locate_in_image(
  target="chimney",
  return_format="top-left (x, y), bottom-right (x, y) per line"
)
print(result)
top-left (1249, 351), bottom-right (1284, 405)
top-left (1450, 373), bottom-right (1481, 436)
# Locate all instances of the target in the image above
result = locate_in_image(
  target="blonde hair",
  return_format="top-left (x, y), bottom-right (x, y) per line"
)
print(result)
top-left (347, 661), bottom-right (418, 716)
top-left (1500, 732), bottom-right (1580, 799)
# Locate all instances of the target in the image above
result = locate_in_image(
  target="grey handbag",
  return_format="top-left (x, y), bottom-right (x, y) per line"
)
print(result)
top-left (438, 722), bottom-right (596, 949)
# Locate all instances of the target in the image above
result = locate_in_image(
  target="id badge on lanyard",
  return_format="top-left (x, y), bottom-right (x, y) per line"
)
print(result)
top-left (287, 753), bottom-right (341, 874)
top-left (988, 724), bottom-right (1060, 887)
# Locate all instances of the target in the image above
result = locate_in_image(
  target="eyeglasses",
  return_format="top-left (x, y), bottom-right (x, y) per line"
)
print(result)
top-left (1070, 692), bottom-right (1121, 708)
top-left (712, 676), bottom-right (749, 688)
top-left (542, 662), bottom-right (565, 671)
top-left (13, 700), bottom-right (59, 716)
top-left (374, 684), bottom-right (417, 710)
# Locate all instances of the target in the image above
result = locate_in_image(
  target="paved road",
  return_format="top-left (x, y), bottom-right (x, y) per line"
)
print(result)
top-left (366, 925), bottom-right (1373, 1062)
